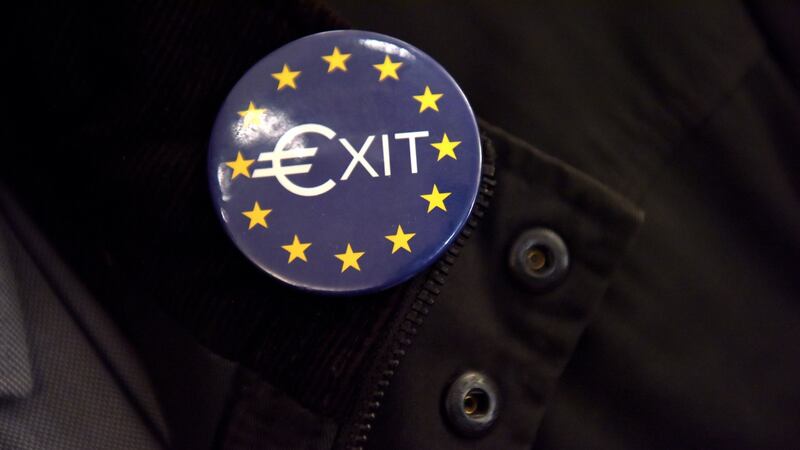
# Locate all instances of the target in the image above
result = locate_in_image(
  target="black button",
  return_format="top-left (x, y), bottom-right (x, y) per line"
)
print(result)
top-left (443, 371), bottom-right (499, 437)
top-left (509, 228), bottom-right (569, 291)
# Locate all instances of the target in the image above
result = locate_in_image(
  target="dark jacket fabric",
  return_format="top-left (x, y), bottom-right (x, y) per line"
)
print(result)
top-left (0, 189), bottom-right (168, 448)
top-left (3, 1), bottom-right (800, 449)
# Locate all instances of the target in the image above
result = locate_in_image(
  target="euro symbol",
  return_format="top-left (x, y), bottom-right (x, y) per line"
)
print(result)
top-left (252, 123), bottom-right (337, 197)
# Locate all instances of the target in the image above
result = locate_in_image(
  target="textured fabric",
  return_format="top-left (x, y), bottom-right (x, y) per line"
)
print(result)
top-left (125, 304), bottom-right (240, 450)
top-left (0, 230), bottom-right (32, 400)
top-left (0, 191), bottom-right (168, 449)
top-left (221, 369), bottom-right (338, 450)
top-left (534, 54), bottom-right (800, 450)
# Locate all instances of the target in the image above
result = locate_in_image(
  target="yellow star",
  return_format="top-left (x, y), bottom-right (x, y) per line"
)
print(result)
top-left (420, 184), bottom-right (451, 213)
top-left (373, 55), bottom-right (403, 81)
top-left (271, 64), bottom-right (301, 90)
top-left (237, 101), bottom-right (267, 128)
top-left (335, 243), bottom-right (365, 272)
top-left (242, 202), bottom-right (272, 229)
top-left (430, 133), bottom-right (461, 161)
top-left (322, 46), bottom-right (351, 73)
top-left (225, 151), bottom-right (255, 179)
top-left (413, 86), bottom-right (443, 113)
top-left (281, 234), bottom-right (311, 263)
top-left (385, 225), bottom-right (416, 254)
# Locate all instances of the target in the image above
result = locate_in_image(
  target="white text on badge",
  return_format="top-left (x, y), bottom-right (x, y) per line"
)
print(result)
top-left (251, 123), bottom-right (429, 197)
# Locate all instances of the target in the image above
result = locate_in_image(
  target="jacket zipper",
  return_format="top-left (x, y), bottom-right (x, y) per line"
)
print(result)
top-left (341, 134), bottom-right (497, 449)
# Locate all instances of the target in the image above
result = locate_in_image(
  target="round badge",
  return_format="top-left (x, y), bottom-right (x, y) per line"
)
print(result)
top-left (208, 30), bottom-right (481, 295)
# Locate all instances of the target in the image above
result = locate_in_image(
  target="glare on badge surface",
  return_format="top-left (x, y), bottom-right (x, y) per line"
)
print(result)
top-left (232, 109), bottom-right (294, 147)
top-left (218, 109), bottom-right (299, 202)
top-left (358, 38), bottom-right (415, 61)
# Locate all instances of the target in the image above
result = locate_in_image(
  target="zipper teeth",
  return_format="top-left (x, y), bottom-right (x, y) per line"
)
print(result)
top-left (345, 136), bottom-right (496, 450)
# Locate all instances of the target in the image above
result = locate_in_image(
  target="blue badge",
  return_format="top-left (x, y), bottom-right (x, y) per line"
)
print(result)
top-left (208, 30), bottom-right (481, 295)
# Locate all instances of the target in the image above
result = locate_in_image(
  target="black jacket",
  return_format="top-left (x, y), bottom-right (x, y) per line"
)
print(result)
top-left (4, 1), bottom-right (800, 449)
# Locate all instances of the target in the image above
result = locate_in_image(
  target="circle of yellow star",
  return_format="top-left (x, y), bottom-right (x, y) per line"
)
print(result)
top-left (271, 64), bottom-right (301, 90)
top-left (373, 55), bottom-right (403, 81)
top-left (322, 46), bottom-right (351, 73)
top-left (281, 234), bottom-right (311, 263)
top-left (225, 151), bottom-right (255, 179)
top-left (420, 184), bottom-right (451, 213)
top-left (431, 133), bottom-right (461, 161)
top-left (242, 202), bottom-right (272, 229)
top-left (237, 101), bottom-right (267, 128)
top-left (413, 86), bottom-right (443, 113)
top-left (335, 244), bottom-right (365, 272)
top-left (385, 225), bottom-right (416, 254)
